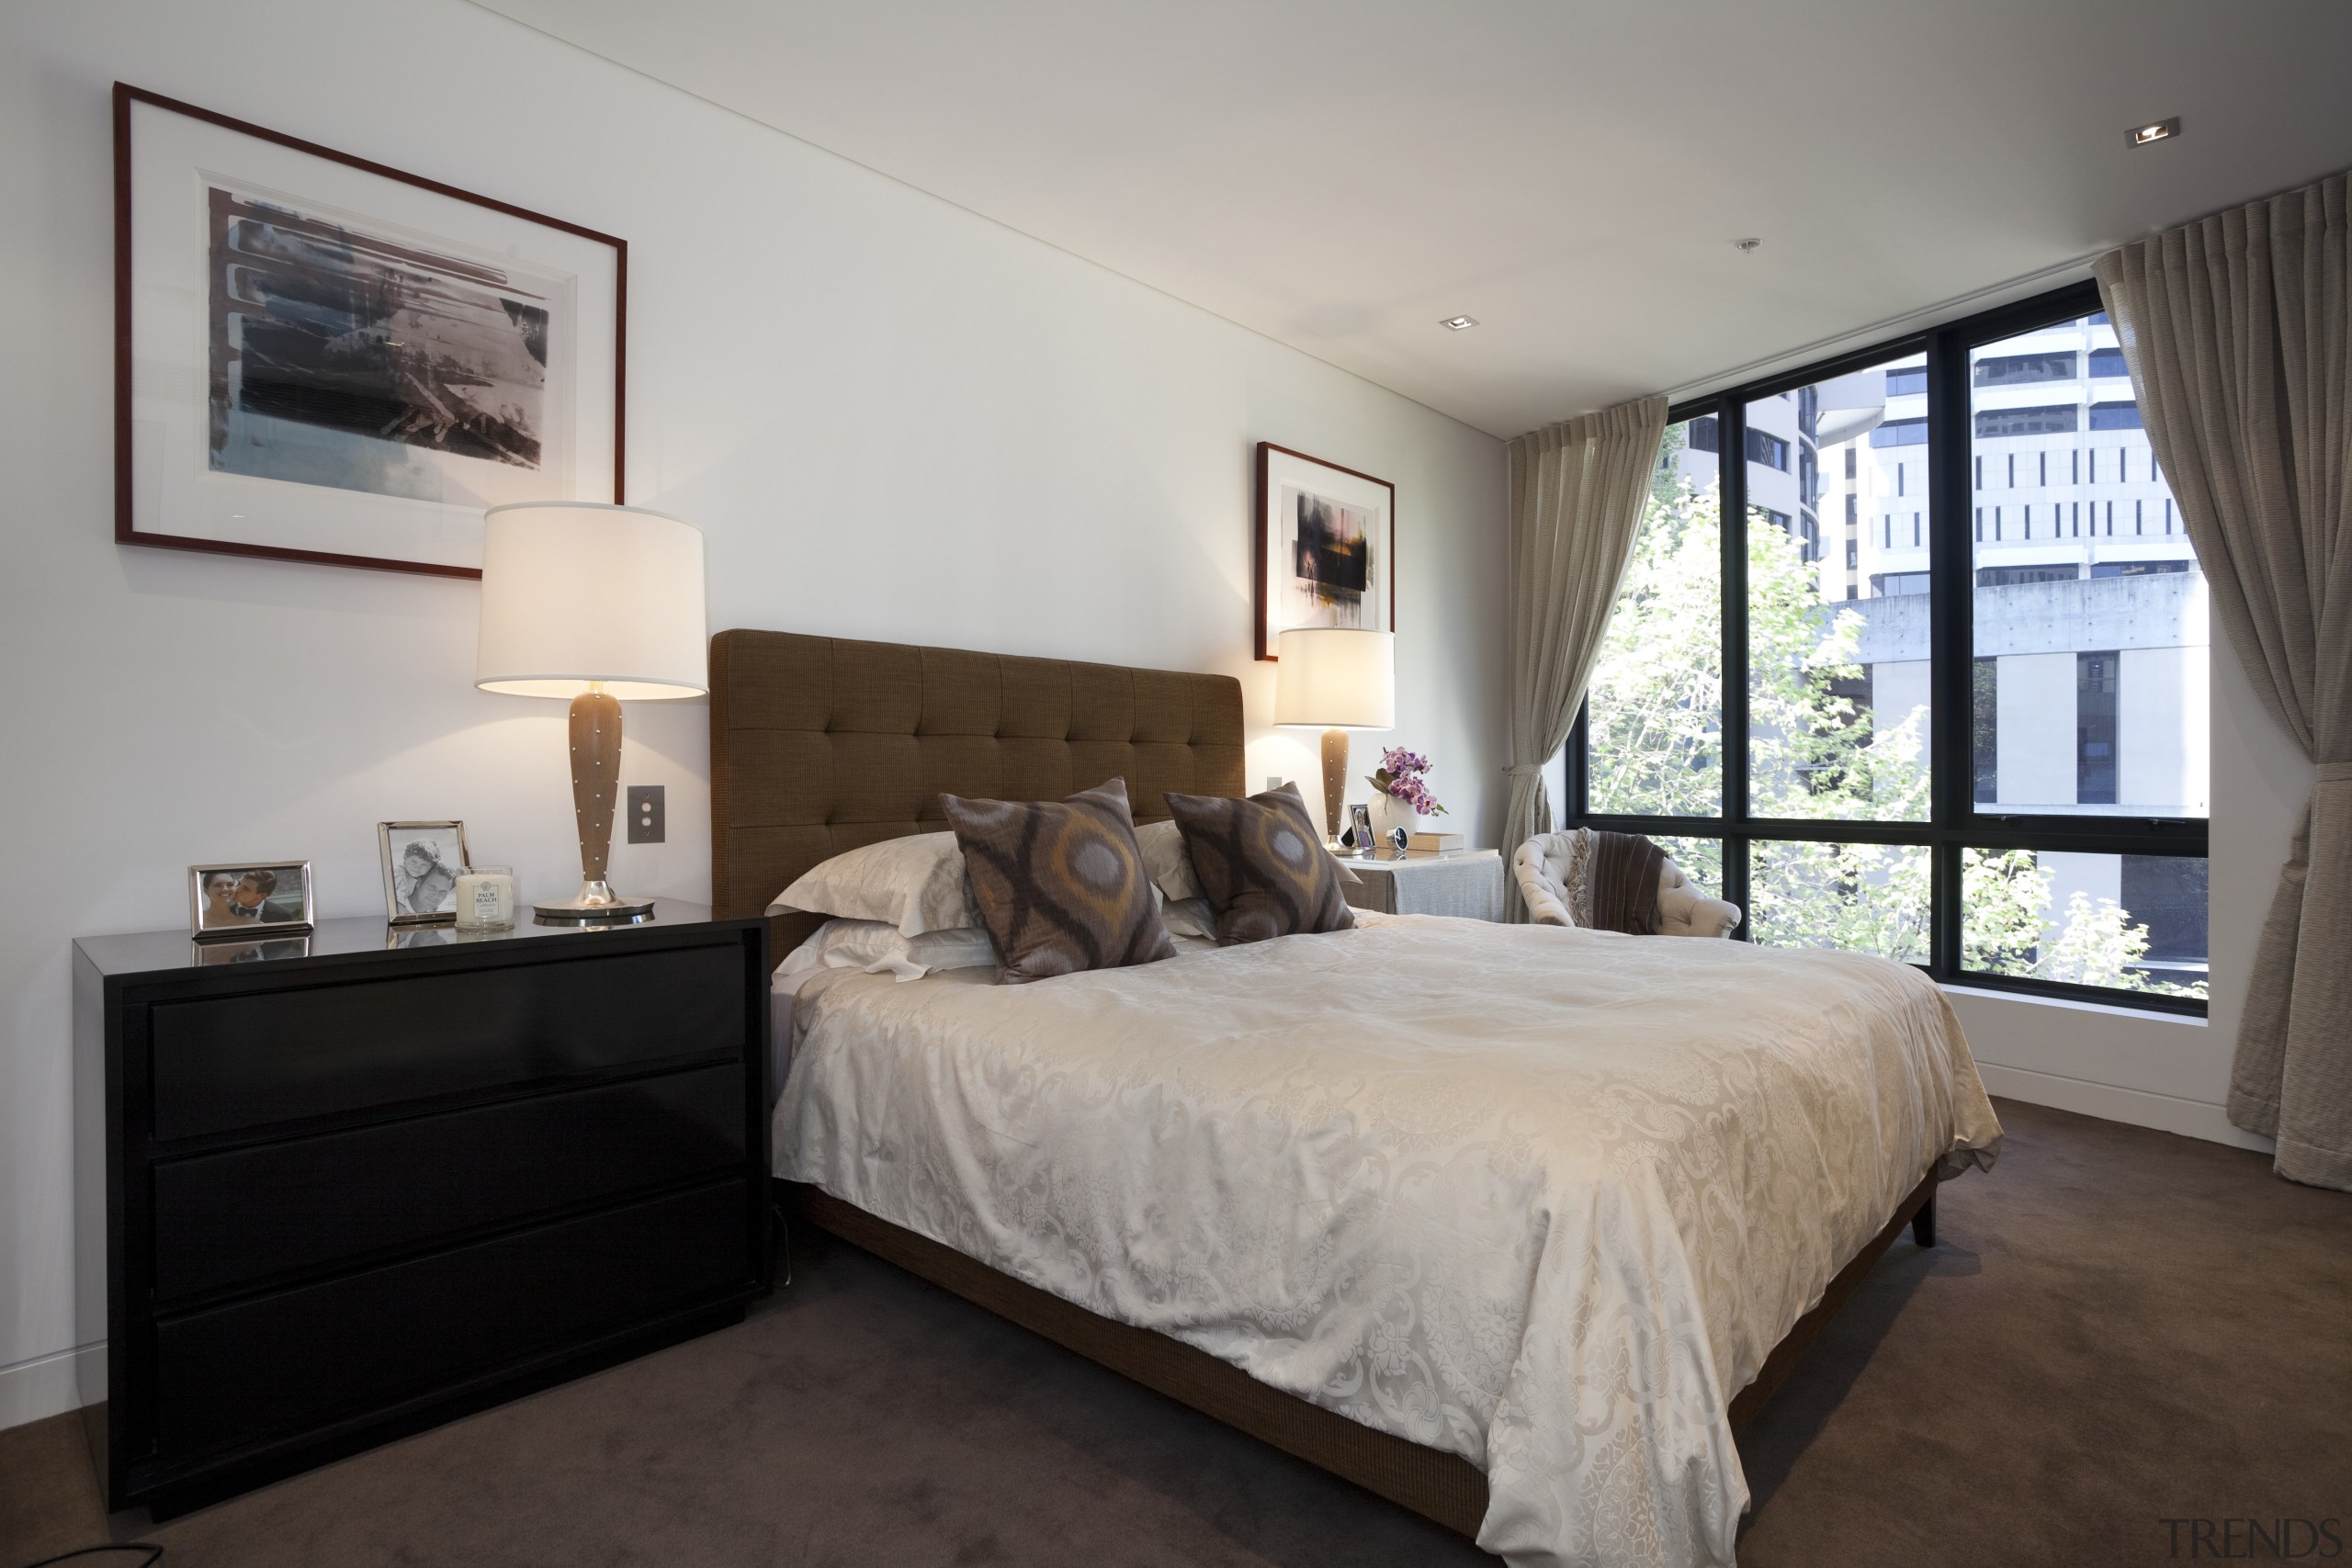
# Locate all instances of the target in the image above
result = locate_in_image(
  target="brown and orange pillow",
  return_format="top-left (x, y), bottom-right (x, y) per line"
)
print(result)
top-left (1164, 782), bottom-right (1356, 945)
top-left (941, 778), bottom-right (1175, 984)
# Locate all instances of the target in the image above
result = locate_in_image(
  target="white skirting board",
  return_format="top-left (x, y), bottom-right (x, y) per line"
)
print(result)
top-left (0, 1341), bottom-right (101, 1432)
top-left (1973, 1060), bottom-right (2276, 1153)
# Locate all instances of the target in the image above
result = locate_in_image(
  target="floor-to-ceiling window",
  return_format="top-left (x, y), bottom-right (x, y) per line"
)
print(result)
top-left (1572, 281), bottom-right (2209, 1010)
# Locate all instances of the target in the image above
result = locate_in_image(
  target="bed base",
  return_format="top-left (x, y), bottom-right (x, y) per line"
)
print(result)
top-left (786, 1169), bottom-right (1939, 1541)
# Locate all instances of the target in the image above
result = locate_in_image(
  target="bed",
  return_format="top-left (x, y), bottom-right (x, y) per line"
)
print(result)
top-left (709, 628), bottom-right (2001, 1568)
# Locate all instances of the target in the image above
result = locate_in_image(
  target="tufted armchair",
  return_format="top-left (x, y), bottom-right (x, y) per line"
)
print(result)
top-left (1513, 829), bottom-right (1743, 938)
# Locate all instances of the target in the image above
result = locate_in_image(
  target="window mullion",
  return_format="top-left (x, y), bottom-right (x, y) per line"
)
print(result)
top-left (1928, 323), bottom-right (1972, 979)
top-left (1566, 703), bottom-right (1589, 823)
top-left (1720, 398), bottom-right (1751, 929)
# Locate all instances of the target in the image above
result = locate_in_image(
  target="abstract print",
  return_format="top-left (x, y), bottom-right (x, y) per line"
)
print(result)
top-left (208, 186), bottom-right (556, 500)
top-left (1282, 483), bottom-right (1378, 628)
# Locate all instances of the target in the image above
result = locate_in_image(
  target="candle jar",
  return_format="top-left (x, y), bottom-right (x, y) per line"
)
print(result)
top-left (453, 863), bottom-right (519, 931)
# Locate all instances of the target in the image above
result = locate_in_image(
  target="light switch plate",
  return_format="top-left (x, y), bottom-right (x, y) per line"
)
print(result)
top-left (626, 784), bottom-right (665, 844)
top-left (1265, 775), bottom-right (1284, 792)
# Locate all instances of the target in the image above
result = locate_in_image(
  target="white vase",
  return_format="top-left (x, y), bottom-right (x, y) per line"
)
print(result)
top-left (1367, 792), bottom-right (1420, 842)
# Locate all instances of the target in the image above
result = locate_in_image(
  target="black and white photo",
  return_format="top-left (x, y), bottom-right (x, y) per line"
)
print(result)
top-left (208, 186), bottom-right (556, 499)
top-left (379, 820), bottom-right (470, 923)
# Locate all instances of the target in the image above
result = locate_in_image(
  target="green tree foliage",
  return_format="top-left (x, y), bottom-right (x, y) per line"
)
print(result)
top-left (1585, 465), bottom-right (2201, 998)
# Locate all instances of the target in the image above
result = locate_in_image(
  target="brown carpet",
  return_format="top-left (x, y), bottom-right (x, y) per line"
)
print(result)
top-left (5, 1099), bottom-right (2346, 1568)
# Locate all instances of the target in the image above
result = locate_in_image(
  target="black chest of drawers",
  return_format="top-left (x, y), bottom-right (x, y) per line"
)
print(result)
top-left (73, 902), bottom-right (770, 1517)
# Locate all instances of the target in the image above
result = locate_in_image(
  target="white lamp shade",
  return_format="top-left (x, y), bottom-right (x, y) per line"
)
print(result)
top-left (1274, 627), bottom-right (1395, 729)
top-left (475, 502), bottom-right (709, 699)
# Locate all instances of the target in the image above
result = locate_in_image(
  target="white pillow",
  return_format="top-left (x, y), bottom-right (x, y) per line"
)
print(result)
top-left (1159, 892), bottom-right (1218, 941)
top-left (768, 831), bottom-right (978, 936)
top-left (1134, 818), bottom-right (1204, 901)
top-left (775, 918), bottom-right (999, 984)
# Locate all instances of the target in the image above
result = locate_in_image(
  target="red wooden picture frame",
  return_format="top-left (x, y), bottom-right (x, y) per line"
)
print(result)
top-left (1253, 441), bottom-right (1396, 660)
top-left (114, 84), bottom-right (628, 580)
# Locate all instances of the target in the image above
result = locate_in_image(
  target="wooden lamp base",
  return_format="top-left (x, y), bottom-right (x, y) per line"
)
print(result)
top-left (535, 688), bottom-right (655, 924)
top-left (1319, 727), bottom-right (1349, 843)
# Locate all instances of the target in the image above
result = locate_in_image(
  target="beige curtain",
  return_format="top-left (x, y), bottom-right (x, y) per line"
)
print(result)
top-left (2094, 170), bottom-right (2351, 1190)
top-left (1502, 395), bottom-right (1669, 919)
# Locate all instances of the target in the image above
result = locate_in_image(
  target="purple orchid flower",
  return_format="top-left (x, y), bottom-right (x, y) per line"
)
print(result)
top-left (1365, 747), bottom-right (1448, 816)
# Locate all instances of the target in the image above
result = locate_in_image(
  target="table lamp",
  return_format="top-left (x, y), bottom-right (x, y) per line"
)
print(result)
top-left (1274, 627), bottom-right (1396, 843)
top-left (475, 502), bottom-right (708, 923)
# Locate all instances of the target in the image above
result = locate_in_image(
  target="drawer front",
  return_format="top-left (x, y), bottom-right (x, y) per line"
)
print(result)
top-left (152, 1064), bottom-right (746, 1304)
top-left (153, 1179), bottom-right (751, 1460)
top-left (149, 943), bottom-right (746, 1141)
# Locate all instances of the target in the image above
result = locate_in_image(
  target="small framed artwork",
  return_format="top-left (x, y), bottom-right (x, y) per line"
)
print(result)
top-left (1347, 803), bottom-right (1375, 855)
top-left (379, 821), bottom-right (470, 924)
top-left (1254, 442), bottom-right (1395, 660)
top-left (115, 84), bottom-right (627, 579)
top-left (189, 861), bottom-right (314, 939)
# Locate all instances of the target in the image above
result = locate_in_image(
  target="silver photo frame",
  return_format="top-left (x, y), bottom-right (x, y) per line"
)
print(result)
top-left (188, 860), bottom-right (314, 939)
top-left (379, 820), bottom-right (471, 925)
top-left (1347, 803), bottom-right (1375, 856)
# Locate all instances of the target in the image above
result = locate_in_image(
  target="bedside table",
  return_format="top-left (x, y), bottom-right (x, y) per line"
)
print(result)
top-left (1339, 849), bottom-right (1507, 919)
top-left (73, 901), bottom-right (770, 1517)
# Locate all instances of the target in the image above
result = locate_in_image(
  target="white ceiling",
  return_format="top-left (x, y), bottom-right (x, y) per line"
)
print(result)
top-left (479, 0), bottom-right (2352, 439)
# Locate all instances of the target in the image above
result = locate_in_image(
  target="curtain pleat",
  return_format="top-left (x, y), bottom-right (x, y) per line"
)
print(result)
top-left (1502, 395), bottom-right (1668, 920)
top-left (2095, 169), bottom-right (2352, 1189)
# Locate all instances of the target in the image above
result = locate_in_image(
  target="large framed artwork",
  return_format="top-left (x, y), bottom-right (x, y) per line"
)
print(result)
top-left (114, 85), bottom-right (626, 579)
top-left (1253, 442), bottom-right (1395, 660)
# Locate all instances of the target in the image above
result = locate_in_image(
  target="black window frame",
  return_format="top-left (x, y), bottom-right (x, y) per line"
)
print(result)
top-left (1568, 279), bottom-right (2208, 1016)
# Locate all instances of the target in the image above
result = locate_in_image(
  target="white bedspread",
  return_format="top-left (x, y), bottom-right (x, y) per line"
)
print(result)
top-left (775, 914), bottom-right (2001, 1568)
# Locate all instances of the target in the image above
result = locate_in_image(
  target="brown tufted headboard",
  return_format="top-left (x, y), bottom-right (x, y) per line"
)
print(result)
top-left (708, 629), bottom-right (1247, 956)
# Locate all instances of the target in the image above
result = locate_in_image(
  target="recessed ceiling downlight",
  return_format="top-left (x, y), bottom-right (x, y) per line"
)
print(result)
top-left (2130, 117), bottom-right (2180, 147)
top-left (1441, 315), bottom-right (1478, 331)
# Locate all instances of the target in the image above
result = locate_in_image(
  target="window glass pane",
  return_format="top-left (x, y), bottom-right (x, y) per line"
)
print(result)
top-left (1748, 840), bottom-right (1930, 962)
top-left (1970, 313), bottom-right (2209, 818)
top-left (1747, 354), bottom-right (1931, 823)
top-left (1961, 848), bottom-right (2209, 998)
top-left (1586, 419), bottom-right (1723, 816)
top-left (1648, 836), bottom-right (1723, 901)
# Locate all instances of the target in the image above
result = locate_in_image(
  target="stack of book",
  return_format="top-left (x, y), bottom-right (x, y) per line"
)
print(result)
top-left (1406, 831), bottom-right (1468, 855)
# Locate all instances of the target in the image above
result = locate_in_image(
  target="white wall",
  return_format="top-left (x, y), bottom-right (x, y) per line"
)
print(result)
top-left (0, 0), bottom-right (1508, 1427)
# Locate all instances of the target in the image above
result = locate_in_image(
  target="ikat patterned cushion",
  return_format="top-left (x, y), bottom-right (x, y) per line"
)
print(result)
top-left (1164, 782), bottom-right (1356, 945)
top-left (941, 778), bottom-right (1175, 984)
